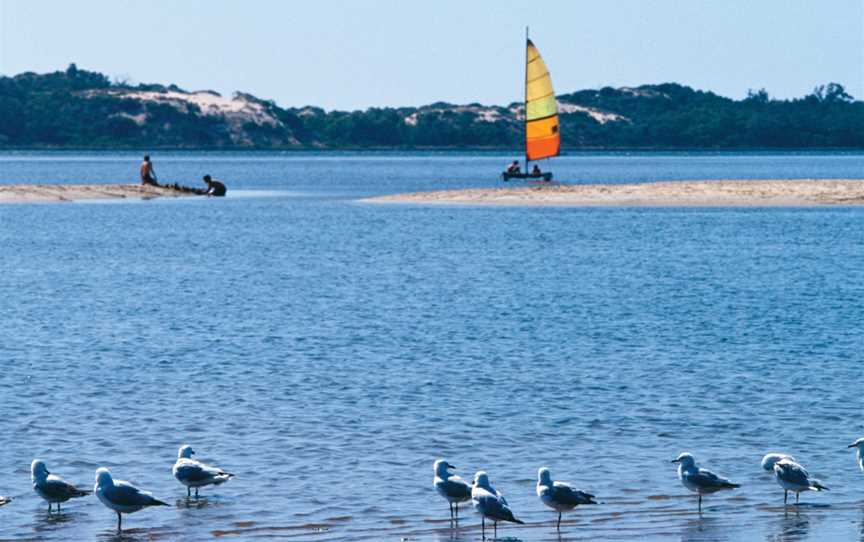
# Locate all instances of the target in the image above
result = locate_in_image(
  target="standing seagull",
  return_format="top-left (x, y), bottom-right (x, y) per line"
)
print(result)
top-left (536, 467), bottom-right (596, 530)
top-left (172, 445), bottom-right (234, 498)
top-left (761, 453), bottom-right (796, 472)
top-left (847, 437), bottom-right (864, 473)
top-left (94, 467), bottom-right (168, 531)
top-left (773, 458), bottom-right (828, 504)
top-left (433, 459), bottom-right (471, 520)
top-left (672, 453), bottom-right (739, 513)
top-left (31, 459), bottom-right (91, 512)
top-left (471, 471), bottom-right (524, 539)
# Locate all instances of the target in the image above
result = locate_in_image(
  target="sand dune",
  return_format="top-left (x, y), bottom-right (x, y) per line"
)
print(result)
top-left (0, 184), bottom-right (198, 204)
top-left (367, 179), bottom-right (864, 207)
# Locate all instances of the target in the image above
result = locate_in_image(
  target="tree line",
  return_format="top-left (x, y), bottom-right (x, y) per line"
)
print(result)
top-left (0, 65), bottom-right (861, 149)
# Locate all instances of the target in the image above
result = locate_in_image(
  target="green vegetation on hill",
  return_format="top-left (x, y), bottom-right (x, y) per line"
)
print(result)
top-left (0, 65), bottom-right (861, 149)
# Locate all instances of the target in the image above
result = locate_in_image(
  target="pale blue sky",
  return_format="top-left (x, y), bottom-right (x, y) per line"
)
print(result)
top-left (0, 0), bottom-right (861, 110)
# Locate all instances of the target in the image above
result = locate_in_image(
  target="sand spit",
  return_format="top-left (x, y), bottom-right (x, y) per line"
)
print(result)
top-left (366, 180), bottom-right (864, 207)
top-left (0, 184), bottom-right (199, 204)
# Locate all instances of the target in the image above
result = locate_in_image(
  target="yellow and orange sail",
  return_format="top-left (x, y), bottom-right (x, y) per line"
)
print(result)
top-left (525, 38), bottom-right (560, 161)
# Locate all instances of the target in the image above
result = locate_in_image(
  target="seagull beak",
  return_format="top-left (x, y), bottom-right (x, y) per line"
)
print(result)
top-left (848, 443), bottom-right (857, 448)
top-left (446, 463), bottom-right (456, 469)
top-left (671, 459), bottom-right (680, 463)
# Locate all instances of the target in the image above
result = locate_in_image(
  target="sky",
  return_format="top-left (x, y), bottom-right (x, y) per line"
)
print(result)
top-left (0, 0), bottom-right (861, 110)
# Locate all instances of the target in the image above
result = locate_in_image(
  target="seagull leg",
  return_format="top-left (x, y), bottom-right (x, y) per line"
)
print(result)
top-left (784, 490), bottom-right (787, 505)
top-left (117, 512), bottom-right (122, 531)
top-left (796, 492), bottom-right (799, 505)
top-left (187, 486), bottom-right (191, 498)
top-left (698, 495), bottom-right (702, 513)
top-left (47, 502), bottom-right (51, 514)
top-left (494, 520), bottom-right (497, 538)
top-left (481, 517), bottom-right (485, 539)
top-left (557, 511), bottom-right (562, 530)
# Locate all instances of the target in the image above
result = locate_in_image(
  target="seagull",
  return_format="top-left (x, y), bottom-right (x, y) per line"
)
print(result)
top-left (0, 496), bottom-right (10, 507)
top-left (433, 459), bottom-right (471, 520)
top-left (672, 452), bottom-right (739, 512)
top-left (847, 437), bottom-right (864, 473)
top-left (94, 467), bottom-right (168, 531)
top-left (536, 467), bottom-right (596, 530)
top-left (761, 453), bottom-right (796, 471)
top-left (172, 444), bottom-right (234, 498)
top-left (31, 459), bottom-right (91, 512)
top-left (471, 471), bottom-right (524, 538)
top-left (773, 458), bottom-right (828, 504)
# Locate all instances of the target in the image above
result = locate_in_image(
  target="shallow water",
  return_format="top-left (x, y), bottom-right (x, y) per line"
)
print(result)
top-left (1, 151), bottom-right (863, 541)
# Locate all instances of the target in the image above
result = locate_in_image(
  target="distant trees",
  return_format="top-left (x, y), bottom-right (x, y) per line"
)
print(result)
top-left (0, 65), bottom-right (861, 149)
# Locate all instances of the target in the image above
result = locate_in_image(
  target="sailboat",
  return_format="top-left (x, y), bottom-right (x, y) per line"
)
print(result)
top-left (502, 29), bottom-right (559, 182)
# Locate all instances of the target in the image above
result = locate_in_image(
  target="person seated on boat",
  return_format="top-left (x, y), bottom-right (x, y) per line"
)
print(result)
top-left (531, 164), bottom-right (542, 176)
top-left (140, 155), bottom-right (158, 186)
top-left (202, 175), bottom-right (227, 197)
top-left (506, 160), bottom-right (521, 174)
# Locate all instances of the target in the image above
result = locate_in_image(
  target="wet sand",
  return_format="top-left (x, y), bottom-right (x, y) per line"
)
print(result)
top-left (367, 179), bottom-right (864, 207)
top-left (0, 183), bottom-right (199, 203)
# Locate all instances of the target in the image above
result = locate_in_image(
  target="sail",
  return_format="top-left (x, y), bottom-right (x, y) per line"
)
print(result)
top-left (525, 39), bottom-right (560, 161)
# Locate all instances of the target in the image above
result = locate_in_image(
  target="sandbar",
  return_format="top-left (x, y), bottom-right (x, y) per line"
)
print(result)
top-left (0, 184), bottom-right (199, 204)
top-left (366, 179), bottom-right (864, 207)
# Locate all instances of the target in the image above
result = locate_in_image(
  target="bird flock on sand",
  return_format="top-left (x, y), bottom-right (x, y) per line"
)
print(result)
top-left (0, 445), bottom-right (232, 531)
top-left (434, 439), bottom-right (864, 537)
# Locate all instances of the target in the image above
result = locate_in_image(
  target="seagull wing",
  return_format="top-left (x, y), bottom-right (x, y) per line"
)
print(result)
top-left (175, 459), bottom-right (232, 484)
top-left (440, 477), bottom-right (471, 500)
top-left (110, 481), bottom-right (167, 507)
top-left (688, 468), bottom-right (739, 489)
top-left (552, 481), bottom-right (596, 505)
top-left (473, 487), bottom-right (522, 524)
top-left (776, 462), bottom-right (811, 486)
top-left (42, 475), bottom-right (91, 500)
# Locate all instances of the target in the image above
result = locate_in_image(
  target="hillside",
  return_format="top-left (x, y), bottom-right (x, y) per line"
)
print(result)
top-left (0, 64), bottom-right (861, 149)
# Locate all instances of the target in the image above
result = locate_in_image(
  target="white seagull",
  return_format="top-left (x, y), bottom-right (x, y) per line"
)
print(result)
top-left (94, 467), bottom-right (168, 531)
top-left (773, 458), bottom-right (828, 504)
top-left (847, 437), bottom-right (864, 473)
top-left (0, 496), bottom-right (10, 507)
top-left (536, 467), bottom-right (596, 530)
top-left (31, 459), bottom-right (91, 512)
top-left (761, 453), bottom-right (796, 472)
top-left (433, 459), bottom-right (471, 520)
top-left (471, 471), bottom-right (524, 538)
top-left (172, 444), bottom-right (234, 498)
top-left (672, 452), bottom-right (739, 512)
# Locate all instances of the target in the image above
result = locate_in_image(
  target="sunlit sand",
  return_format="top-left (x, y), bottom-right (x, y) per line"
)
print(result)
top-left (0, 184), bottom-right (198, 204)
top-left (368, 180), bottom-right (864, 207)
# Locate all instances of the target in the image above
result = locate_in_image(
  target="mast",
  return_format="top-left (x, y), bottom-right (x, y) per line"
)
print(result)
top-left (524, 26), bottom-right (529, 168)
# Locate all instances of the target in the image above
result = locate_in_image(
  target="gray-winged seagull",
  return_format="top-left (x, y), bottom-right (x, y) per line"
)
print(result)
top-left (433, 459), bottom-right (471, 520)
top-left (672, 452), bottom-right (739, 512)
top-left (31, 459), bottom-right (91, 512)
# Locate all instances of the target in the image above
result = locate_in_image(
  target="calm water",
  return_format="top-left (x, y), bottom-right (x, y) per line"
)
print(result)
top-left (1, 151), bottom-right (863, 542)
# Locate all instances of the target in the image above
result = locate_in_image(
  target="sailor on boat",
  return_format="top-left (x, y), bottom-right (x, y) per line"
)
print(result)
top-left (531, 164), bottom-right (542, 176)
top-left (203, 175), bottom-right (227, 197)
top-left (506, 160), bottom-right (521, 174)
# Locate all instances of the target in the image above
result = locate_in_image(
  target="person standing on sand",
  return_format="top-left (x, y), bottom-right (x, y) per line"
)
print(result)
top-left (140, 155), bottom-right (158, 186)
top-left (202, 175), bottom-right (227, 197)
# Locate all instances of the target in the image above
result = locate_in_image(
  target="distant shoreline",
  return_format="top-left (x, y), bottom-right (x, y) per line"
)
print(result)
top-left (0, 184), bottom-right (198, 204)
top-left (366, 180), bottom-right (864, 207)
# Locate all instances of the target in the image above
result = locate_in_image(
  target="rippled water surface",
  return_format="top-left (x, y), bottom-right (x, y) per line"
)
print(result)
top-left (1, 151), bottom-right (864, 541)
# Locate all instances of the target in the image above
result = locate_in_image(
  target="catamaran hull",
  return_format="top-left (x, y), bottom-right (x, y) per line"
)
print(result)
top-left (501, 172), bottom-right (553, 182)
